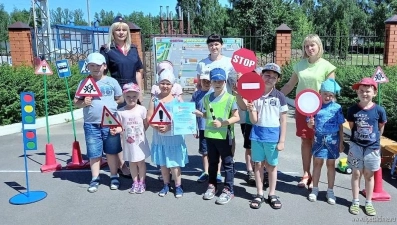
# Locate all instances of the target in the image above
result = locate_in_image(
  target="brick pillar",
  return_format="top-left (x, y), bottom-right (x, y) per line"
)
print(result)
top-left (384, 15), bottom-right (397, 66)
top-left (127, 22), bottom-right (143, 63)
top-left (275, 24), bottom-right (292, 66)
top-left (8, 22), bottom-right (34, 66)
top-left (127, 22), bottom-right (145, 90)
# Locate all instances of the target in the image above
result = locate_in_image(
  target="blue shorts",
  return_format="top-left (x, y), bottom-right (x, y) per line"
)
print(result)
top-left (83, 123), bottom-right (122, 159)
top-left (198, 130), bottom-right (208, 155)
top-left (312, 133), bottom-right (340, 160)
top-left (251, 141), bottom-right (278, 166)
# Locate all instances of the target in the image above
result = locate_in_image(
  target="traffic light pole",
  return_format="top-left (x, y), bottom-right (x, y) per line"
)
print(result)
top-left (43, 75), bottom-right (51, 143)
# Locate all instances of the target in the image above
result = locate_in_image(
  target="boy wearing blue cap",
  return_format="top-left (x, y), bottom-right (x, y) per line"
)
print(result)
top-left (194, 68), bottom-right (240, 205)
top-left (307, 78), bottom-right (345, 204)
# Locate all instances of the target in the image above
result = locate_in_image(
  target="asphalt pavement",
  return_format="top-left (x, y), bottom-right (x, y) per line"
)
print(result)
top-left (1, 95), bottom-right (397, 225)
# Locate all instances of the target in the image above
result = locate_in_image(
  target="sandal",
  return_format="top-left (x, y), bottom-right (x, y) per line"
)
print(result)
top-left (349, 203), bottom-right (360, 215)
top-left (297, 175), bottom-right (310, 188)
top-left (365, 204), bottom-right (376, 216)
top-left (249, 194), bottom-right (265, 209)
top-left (268, 195), bottom-right (282, 210)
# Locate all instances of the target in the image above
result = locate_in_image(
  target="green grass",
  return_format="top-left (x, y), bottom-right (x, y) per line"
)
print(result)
top-left (323, 54), bottom-right (384, 66)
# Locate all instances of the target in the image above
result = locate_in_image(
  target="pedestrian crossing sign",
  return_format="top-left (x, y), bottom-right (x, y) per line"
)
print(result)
top-left (78, 60), bottom-right (90, 75)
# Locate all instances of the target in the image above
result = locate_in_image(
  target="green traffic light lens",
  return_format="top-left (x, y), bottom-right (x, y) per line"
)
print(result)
top-left (25, 116), bottom-right (34, 123)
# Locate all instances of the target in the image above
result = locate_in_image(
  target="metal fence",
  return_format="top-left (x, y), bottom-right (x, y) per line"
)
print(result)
top-left (32, 26), bottom-right (109, 65)
top-left (142, 31), bottom-right (276, 88)
top-left (291, 31), bottom-right (385, 66)
top-left (0, 41), bottom-right (11, 65)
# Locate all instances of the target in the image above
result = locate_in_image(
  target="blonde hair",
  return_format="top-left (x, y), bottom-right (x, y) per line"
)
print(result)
top-left (302, 34), bottom-right (324, 59)
top-left (107, 22), bottom-right (131, 51)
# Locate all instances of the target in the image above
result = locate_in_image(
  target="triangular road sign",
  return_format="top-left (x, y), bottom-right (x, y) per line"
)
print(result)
top-left (101, 106), bottom-right (122, 127)
top-left (76, 75), bottom-right (103, 97)
top-left (35, 60), bottom-right (53, 75)
top-left (148, 102), bottom-right (172, 125)
top-left (371, 66), bottom-right (389, 83)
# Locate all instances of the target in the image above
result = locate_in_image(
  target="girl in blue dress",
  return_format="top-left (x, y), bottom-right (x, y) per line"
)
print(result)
top-left (147, 69), bottom-right (188, 198)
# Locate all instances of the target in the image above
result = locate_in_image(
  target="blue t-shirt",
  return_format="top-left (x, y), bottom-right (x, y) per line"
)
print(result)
top-left (312, 102), bottom-right (345, 134)
top-left (191, 90), bottom-right (209, 130)
top-left (347, 103), bottom-right (387, 149)
top-left (75, 76), bottom-right (122, 124)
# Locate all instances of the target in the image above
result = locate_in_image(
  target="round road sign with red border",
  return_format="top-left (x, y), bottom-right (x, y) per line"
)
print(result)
top-left (237, 72), bottom-right (265, 101)
top-left (231, 48), bottom-right (257, 74)
top-left (295, 89), bottom-right (322, 116)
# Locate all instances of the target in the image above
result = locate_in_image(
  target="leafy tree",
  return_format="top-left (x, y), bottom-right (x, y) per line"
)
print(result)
top-left (73, 9), bottom-right (88, 25)
top-left (0, 4), bottom-right (10, 41)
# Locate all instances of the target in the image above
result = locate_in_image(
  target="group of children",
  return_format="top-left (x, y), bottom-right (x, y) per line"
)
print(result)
top-left (74, 50), bottom-right (386, 215)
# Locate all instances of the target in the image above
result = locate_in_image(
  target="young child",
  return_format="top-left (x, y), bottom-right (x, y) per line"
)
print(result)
top-left (111, 83), bottom-right (150, 194)
top-left (192, 74), bottom-right (222, 183)
top-left (147, 69), bottom-right (188, 198)
top-left (237, 63), bottom-right (288, 209)
top-left (194, 68), bottom-right (240, 205)
top-left (307, 78), bottom-right (345, 204)
top-left (150, 60), bottom-right (183, 181)
top-left (151, 60), bottom-right (183, 98)
top-left (347, 78), bottom-right (387, 216)
top-left (73, 52), bottom-right (123, 193)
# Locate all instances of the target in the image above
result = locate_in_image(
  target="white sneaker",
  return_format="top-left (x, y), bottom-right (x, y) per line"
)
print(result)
top-left (308, 188), bottom-right (319, 202)
top-left (326, 190), bottom-right (336, 205)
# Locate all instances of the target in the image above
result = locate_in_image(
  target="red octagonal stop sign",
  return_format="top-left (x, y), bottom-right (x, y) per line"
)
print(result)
top-left (231, 48), bottom-right (257, 74)
top-left (237, 72), bottom-right (265, 102)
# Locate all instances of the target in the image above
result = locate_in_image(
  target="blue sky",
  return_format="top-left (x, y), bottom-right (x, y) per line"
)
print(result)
top-left (3, 0), bottom-right (231, 21)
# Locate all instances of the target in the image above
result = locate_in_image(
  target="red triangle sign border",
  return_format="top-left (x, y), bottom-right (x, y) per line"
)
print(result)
top-left (101, 106), bottom-right (122, 127)
top-left (148, 102), bottom-right (172, 125)
top-left (76, 75), bottom-right (103, 97)
top-left (371, 66), bottom-right (389, 83)
top-left (34, 60), bottom-right (53, 75)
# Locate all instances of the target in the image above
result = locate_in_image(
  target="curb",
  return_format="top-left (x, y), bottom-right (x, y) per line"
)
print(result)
top-left (0, 109), bottom-right (83, 136)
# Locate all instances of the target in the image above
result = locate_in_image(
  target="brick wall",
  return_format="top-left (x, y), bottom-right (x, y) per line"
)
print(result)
top-left (8, 22), bottom-right (34, 66)
top-left (275, 24), bottom-right (292, 66)
top-left (130, 31), bottom-right (143, 62)
top-left (384, 16), bottom-right (397, 66)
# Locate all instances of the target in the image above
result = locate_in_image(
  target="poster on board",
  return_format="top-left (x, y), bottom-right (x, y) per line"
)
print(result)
top-left (153, 37), bottom-right (243, 91)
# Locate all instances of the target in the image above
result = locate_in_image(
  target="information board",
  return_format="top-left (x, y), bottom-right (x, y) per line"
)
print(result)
top-left (153, 37), bottom-right (243, 91)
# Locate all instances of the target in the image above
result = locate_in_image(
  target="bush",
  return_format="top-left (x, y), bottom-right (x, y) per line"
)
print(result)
top-left (0, 64), bottom-right (83, 125)
top-left (278, 61), bottom-right (397, 140)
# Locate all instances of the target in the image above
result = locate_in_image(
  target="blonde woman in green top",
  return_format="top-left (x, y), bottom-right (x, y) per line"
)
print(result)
top-left (280, 34), bottom-right (336, 189)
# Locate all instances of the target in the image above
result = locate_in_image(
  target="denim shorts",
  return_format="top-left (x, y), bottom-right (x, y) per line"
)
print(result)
top-left (251, 141), bottom-right (278, 166)
top-left (198, 130), bottom-right (208, 155)
top-left (312, 133), bottom-right (340, 159)
top-left (83, 123), bottom-right (122, 159)
top-left (347, 142), bottom-right (381, 171)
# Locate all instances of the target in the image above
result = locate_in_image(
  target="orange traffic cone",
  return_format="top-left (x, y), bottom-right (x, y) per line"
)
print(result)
top-left (40, 143), bottom-right (62, 172)
top-left (66, 141), bottom-right (89, 169)
top-left (362, 168), bottom-right (391, 201)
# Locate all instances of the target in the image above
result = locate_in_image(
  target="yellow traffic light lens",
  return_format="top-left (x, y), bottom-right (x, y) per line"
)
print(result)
top-left (24, 105), bottom-right (33, 113)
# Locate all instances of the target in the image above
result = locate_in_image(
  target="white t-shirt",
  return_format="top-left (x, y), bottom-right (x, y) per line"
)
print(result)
top-left (196, 55), bottom-right (236, 94)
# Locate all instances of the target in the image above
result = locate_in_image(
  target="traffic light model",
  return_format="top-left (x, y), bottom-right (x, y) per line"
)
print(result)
top-left (21, 92), bottom-right (37, 151)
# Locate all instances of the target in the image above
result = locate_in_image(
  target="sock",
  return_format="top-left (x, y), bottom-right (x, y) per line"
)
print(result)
top-left (312, 187), bottom-right (319, 191)
top-left (327, 188), bottom-right (333, 192)
top-left (91, 176), bottom-right (99, 181)
top-left (110, 174), bottom-right (118, 179)
top-left (353, 199), bottom-right (359, 205)
top-left (365, 200), bottom-right (372, 205)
